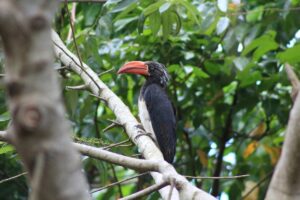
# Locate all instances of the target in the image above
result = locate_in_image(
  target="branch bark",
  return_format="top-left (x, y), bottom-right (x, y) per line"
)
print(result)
top-left (0, 1), bottom-right (90, 200)
top-left (52, 30), bottom-right (216, 200)
top-left (265, 65), bottom-right (300, 200)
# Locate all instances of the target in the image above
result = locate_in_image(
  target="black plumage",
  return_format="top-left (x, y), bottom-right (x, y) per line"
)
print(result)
top-left (118, 61), bottom-right (177, 163)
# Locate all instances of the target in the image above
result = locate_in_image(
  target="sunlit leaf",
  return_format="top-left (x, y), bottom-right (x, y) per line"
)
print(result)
top-left (242, 30), bottom-right (278, 61)
top-left (218, 0), bottom-right (228, 12)
top-left (243, 141), bottom-right (259, 158)
top-left (143, 0), bottom-right (165, 16)
top-left (110, 0), bottom-right (138, 13)
top-left (159, 2), bottom-right (171, 14)
top-left (277, 44), bottom-right (300, 64)
top-left (177, 0), bottom-right (200, 24)
top-left (193, 67), bottom-right (210, 78)
top-left (0, 145), bottom-right (15, 155)
top-left (216, 17), bottom-right (230, 35)
top-left (246, 6), bottom-right (264, 22)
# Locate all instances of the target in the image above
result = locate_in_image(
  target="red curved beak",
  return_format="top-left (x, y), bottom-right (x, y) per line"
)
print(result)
top-left (117, 61), bottom-right (149, 76)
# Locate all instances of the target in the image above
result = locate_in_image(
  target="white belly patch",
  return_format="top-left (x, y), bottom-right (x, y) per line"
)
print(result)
top-left (138, 99), bottom-right (157, 142)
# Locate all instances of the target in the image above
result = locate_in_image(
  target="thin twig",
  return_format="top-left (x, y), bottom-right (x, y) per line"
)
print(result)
top-left (89, 93), bottom-right (106, 102)
top-left (91, 172), bottom-right (149, 194)
top-left (0, 172), bottom-right (27, 184)
top-left (99, 68), bottom-right (114, 77)
top-left (120, 181), bottom-right (169, 200)
top-left (185, 174), bottom-right (249, 180)
top-left (66, 84), bottom-right (88, 90)
top-left (64, 0), bottom-right (84, 72)
top-left (110, 164), bottom-right (123, 197)
top-left (242, 171), bottom-right (273, 199)
top-left (103, 121), bottom-right (122, 132)
top-left (103, 139), bottom-right (131, 150)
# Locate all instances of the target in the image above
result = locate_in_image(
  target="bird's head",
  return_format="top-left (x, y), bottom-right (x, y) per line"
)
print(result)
top-left (117, 61), bottom-right (169, 87)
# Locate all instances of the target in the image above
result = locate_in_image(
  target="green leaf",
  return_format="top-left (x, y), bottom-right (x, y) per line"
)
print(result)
top-left (114, 2), bottom-right (138, 21)
top-left (242, 30), bottom-right (278, 61)
top-left (204, 61), bottom-right (221, 75)
top-left (246, 6), bottom-right (264, 22)
top-left (159, 2), bottom-right (172, 14)
top-left (137, 14), bottom-right (146, 34)
top-left (149, 11), bottom-right (161, 36)
top-left (111, 0), bottom-right (138, 13)
top-left (143, 0), bottom-right (165, 16)
top-left (171, 11), bottom-right (181, 35)
top-left (114, 16), bottom-right (139, 32)
top-left (0, 144), bottom-right (15, 154)
top-left (161, 11), bottom-right (172, 40)
top-left (237, 64), bottom-right (262, 88)
top-left (193, 67), bottom-right (210, 78)
top-left (277, 44), bottom-right (300, 64)
top-left (177, 0), bottom-right (200, 24)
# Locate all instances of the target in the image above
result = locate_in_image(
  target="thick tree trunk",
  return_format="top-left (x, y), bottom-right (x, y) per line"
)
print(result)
top-left (0, 0), bottom-right (90, 200)
top-left (265, 65), bottom-right (300, 200)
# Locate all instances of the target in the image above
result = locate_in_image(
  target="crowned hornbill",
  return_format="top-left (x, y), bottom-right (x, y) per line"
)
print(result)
top-left (118, 61), bottom-right (176, 163)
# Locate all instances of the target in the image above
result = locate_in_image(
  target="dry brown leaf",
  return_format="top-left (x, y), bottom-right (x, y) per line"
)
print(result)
top-left (243, 141), bottom-right (259, 158)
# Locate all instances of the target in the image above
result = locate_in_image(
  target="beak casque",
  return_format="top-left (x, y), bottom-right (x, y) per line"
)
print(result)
top-left (117, 61), bottom-right (149, 76)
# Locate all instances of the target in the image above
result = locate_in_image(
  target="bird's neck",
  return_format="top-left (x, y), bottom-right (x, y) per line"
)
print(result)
top-left (141, 79), bottom-right (166, 96)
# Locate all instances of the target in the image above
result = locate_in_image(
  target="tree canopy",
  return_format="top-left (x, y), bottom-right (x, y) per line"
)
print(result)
top-left (1, 0), bottom-right (300, 199)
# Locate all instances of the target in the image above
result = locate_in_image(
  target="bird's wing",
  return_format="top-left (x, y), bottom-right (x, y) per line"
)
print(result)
top-left (143, 84), bottom-right (176, 163)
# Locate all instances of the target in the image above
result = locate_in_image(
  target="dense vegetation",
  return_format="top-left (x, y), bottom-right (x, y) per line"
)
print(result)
top-left (1, 0), bottom-right (300, 199)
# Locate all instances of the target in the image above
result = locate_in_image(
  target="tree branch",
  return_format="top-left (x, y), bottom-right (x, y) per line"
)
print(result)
top-left (120, 181), bottom-right (169, 200)
top-left (265, 64), bottom-right (300, 199)
top-left (52, 30), bottom-right (216, 200)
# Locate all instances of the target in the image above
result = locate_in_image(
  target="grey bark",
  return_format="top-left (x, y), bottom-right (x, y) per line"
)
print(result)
top-left (265, 65), bottom-right (300, 200)
top-left (0, 0), bottom-right (90, 200)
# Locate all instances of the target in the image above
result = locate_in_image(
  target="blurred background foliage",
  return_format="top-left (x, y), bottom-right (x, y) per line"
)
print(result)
top-left (1, 0), bottom-right (300, 199)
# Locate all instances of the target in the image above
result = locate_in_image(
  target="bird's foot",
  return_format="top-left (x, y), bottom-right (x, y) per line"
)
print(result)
top-left (135, 132), bottom-right (156, 142)
top-left (134, 124), bottom-right (157, 144)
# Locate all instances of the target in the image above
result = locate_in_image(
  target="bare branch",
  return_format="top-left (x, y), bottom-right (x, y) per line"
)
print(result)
top-left (185, 174), bottom-right (250, 180)
top-left (0, 172), bottom-right (27, 184)
top-left (74, 142), bottom-right (159, 171)
top-left (120, 181), bottom-right (169, 200)
top-left (66, 84), bottom-right (88, 90)
top-left (99, 68), bottom-right (115, 76)
top-left (91, 172), bottom-right (148, 194)
top-left (102, 139), bottom-right (131, 150)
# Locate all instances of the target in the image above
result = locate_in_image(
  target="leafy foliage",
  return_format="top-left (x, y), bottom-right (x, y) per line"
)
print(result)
top-left (1, 0), bottom-right (300, 199)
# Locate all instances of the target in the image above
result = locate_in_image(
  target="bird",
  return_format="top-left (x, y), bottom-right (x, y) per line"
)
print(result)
top-left (118, 61), bottom-right (176, 163)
